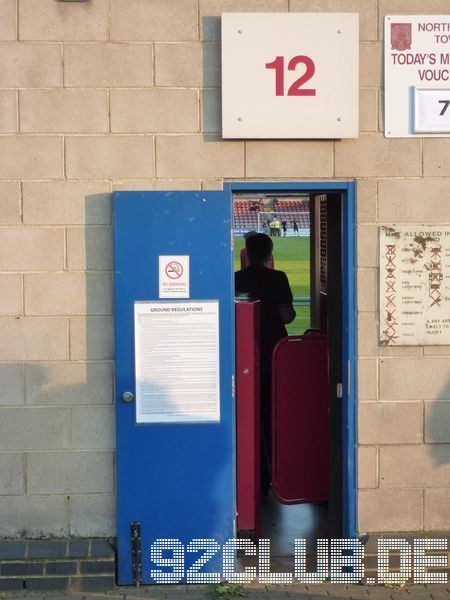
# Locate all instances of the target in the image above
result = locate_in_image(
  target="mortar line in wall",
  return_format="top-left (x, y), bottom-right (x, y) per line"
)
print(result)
top-left (422, 400), bottom-right (426, 444)
top-left (112, 451), bottom-right (117, 493)
top-left (15, 0), bottom-right (19, 41)
top-left (197, 0), bottom-right (200, 42)
top-left (63, 136), bottom-right (67, 180)
top-left (153, 135), bottom-right (157, 179)
top-left (64, 226), bottom-right (68, 271)
top-left (332, 140), bottom-right (336, 177)
top-left (152, 43), bottom-right (156, 86)
top-left (377, 357), bottom-right (381, 402)
top-left (376, 1), bottom-right (380, 43)
top-left (375, 178), bottom-right (379, 222)
top-left (23, 452), bottom-right (28, 496)
top-left (69, 405), bottom-right (73, 451)
top-left (107, 89), bottom-right (111, 134)
top-left (66, 493), bottom-right (72, 538)
top-left (21, 448), bottom-right (114, 453)
top-left (67, 316), bottom-right (71, 361)
top-left (16, 89), bottom-right (20, 133)
top-left (21, 271), bottom-right (25, 318)
top-left (61, 42), bottom-right (65, 89)
top-left (375, 444), bottom-right (379, 488)
top-left (106, 0), bottom-right (111, 41)
top-left (420, 138), bottom-right (424, 177)
top-left (422, 488), bottom-right (425, 531)
top-left (5, 132), bottom-right (203, 138)
top-left (18, 180), bottom-right (23, 222)
top-left (375, 88), bottom-right (379, 134)
top-left (21, 360), bottom-right (26, 409)
top-left (197, 88), bottom-right (201, 137)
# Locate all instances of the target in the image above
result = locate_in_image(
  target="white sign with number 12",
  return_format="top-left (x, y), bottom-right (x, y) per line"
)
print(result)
top-left (221, 13), bottom-right (359, 139)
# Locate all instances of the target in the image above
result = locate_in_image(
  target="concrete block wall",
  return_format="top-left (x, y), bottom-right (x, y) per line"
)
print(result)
top-left (0, 0), bottom-right (449, 538)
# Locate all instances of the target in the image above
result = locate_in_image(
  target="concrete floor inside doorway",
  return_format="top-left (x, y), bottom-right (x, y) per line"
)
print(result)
top-left (260, 492), bottom-right (328, 572)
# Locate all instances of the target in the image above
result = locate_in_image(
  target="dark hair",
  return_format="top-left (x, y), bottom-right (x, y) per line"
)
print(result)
top-left (246, 233), bottom-right (273, 264)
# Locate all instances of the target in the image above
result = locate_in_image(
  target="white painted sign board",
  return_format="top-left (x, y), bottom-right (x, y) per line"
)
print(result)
top-left (413, 88), bottom-right (450, 133)
top-left (221, 13), bottom-right (359, 139)
top-left (384, 15), bottom-right (450, 137)
top-left (379, 226), bottom-right (450, 346)
top-left (159, 255), bottom-right (189, 298)
top-left (134, 301), bottom-right (220, 423)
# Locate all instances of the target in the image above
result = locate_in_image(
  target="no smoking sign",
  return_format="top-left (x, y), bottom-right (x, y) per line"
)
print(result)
top-left (165, 261), bottom-right (184, 279)
top-left (159, 255), bottom-right (190, 298)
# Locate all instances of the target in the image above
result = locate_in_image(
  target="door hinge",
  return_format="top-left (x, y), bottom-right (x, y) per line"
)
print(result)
top-left (336, 383), bottom-right (343, 399)
top-left (131, 521), bottom-right (142, 588)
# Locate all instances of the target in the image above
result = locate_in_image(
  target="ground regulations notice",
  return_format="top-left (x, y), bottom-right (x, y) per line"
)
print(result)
top-left (379, 226), bottom-right (450, 345)
top-left (134, 301), bottom-right (220, 423)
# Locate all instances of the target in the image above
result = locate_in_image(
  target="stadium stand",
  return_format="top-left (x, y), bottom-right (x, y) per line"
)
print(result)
top-left (234, 198), bottom-right (310, 235)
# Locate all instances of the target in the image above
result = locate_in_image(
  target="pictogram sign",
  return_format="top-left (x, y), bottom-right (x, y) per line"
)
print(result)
top-left (165, 261), bottom-right (184, 279)
top-left (379, 226), bottom-right (450, 345)
top-left (159, 255), bottom-right (189, 298)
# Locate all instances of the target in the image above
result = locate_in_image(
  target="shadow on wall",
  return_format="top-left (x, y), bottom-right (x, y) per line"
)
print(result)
top-left (63, 193), bottom-right (116, 537)
top-left (0, 191), bottom-right (116, 539)
top-left (73, 192), bottom-right (116, 536)
top-left (426, 378), bottom-right (450, 467)
top-left (202, 17), bottom-right (222, 140)
top-left (424, 376), bottom-right (450, 531)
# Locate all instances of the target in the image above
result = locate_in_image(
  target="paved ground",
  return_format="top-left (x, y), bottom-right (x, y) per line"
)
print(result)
top-left (1, 583), bottom-right (450, 600)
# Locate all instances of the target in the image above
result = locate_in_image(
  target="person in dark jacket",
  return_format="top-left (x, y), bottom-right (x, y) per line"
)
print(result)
top-left (235, 233), bottom-right (295, 494)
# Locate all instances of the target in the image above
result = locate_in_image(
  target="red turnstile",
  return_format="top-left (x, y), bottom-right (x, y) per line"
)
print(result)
top-left (235, 301), bottom-right (260, 536)
top-left (271, 334), bottom-right (328, 504)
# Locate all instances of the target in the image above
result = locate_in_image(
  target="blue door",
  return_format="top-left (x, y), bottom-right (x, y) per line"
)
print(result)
top-left (114, 191), bottom-right (235, 584)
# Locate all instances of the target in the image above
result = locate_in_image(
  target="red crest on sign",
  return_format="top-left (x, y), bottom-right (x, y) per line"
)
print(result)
top-left (391, 23), bottom-right (412, 51)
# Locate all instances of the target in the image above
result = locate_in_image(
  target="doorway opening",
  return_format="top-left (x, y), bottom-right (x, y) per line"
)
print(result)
top-left (229, 181), bottom-right (357, 566)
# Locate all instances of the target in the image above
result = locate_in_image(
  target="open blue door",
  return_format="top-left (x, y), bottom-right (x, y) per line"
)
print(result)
top-left (114, 191), bottom-right (235, 584)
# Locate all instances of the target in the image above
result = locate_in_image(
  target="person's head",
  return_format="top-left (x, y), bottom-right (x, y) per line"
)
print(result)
top-left (246, 233), bottom-right (273, 265)
top-left (244, 230), bottom-right (257, 241)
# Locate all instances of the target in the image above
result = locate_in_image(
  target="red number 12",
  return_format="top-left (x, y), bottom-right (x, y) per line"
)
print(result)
top-left (265, 55), bottom-right (316, 96)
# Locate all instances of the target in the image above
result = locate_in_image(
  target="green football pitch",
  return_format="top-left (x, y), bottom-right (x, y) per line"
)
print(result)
top-left (234, 235), bottom-right (311, 335)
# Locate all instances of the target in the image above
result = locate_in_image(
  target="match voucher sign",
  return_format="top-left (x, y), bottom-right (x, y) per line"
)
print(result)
top-left (384, 15), bottom-right (450, 137)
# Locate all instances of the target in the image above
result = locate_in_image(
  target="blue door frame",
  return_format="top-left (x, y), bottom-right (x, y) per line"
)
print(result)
top-left (225, 181), bottom-right (357, 538)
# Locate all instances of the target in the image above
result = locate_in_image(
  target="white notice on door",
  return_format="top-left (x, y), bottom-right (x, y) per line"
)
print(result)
top-left (134, 301), bottom-right (220, 423)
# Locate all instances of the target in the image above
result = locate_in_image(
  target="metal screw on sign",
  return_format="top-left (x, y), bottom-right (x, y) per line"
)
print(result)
top-left (122, 391), bottom-right (134, 403)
